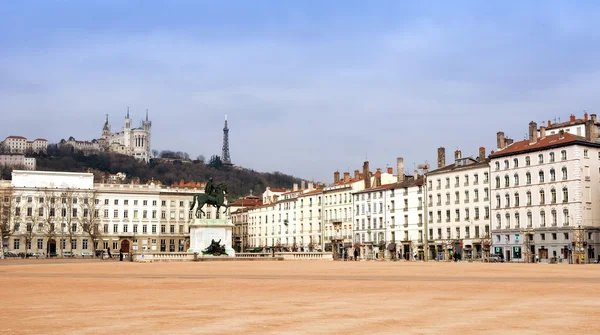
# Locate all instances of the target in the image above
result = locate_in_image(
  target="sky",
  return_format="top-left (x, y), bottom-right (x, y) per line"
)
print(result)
top-left (2, 1), bottom-right (600, 183)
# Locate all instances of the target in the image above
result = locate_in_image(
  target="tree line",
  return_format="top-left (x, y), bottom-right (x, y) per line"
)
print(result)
top-left (26, 144), bottom-right (302, 201)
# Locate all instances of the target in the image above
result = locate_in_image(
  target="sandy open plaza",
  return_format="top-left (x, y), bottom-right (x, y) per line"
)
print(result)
top-left (1, 260), bottom-right (600, 334)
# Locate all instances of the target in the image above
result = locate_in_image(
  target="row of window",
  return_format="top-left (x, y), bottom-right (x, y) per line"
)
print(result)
top-left (10, 197), bottom-right (193, 209)
top-left (495, 188), bottom-right (569, 208)
top-left (494, 150), bottom-right (571, 170)
top-left (431, 207), bottom-right (491, 223)
top-left (495, 167), bottom-right (568, 188)
top-left (495, 209), bottom-right (571, 228)
top-left (430, 172), bottom-right (490, 190)
top-left (431, 188), bottom-right (489, 207)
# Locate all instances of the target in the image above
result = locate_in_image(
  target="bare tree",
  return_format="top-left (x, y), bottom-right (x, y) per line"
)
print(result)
top-left (0, 185), bottom-right (16, 259)
top-left (79, 189), bottom-right (103, 255)
top-left (481, 234), bottom-right (493, 261)
top-left (60, 189), bottom-right (79, 255)
top-left (23, 197), bottom-right (42, 257)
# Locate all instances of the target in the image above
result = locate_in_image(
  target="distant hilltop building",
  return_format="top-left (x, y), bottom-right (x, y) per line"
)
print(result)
top-left (58, 107), bottom-right (152, 162)
top-left (0, 154), bottom-right (36, 170)
top-left (0, 136), bottom-right (48, 154)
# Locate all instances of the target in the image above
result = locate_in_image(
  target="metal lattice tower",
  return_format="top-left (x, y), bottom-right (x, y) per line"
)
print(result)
top-left (222, 114), bottom-right (232, 165)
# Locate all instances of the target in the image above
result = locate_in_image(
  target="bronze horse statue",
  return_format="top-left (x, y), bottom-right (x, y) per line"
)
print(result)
top-left (190, 183), bottom-right (228, 219)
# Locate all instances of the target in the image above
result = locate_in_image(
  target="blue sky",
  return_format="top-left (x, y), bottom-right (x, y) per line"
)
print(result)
top-left (2, 1), bottom-right (600, 183)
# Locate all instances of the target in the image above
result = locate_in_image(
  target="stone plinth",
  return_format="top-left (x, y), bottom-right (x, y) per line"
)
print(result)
top-left (188, 218), bottom-right (235, 257)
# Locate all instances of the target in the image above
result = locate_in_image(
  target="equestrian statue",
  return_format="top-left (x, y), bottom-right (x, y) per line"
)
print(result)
top-left (190, 178), bottom-right (229, 219)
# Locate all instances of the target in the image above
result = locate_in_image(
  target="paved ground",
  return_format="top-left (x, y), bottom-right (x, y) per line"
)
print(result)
top-left (1, 260), bottom-right (599, 334)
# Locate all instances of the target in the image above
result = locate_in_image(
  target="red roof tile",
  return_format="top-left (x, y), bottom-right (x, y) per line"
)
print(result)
top-left (490, 133), bottom-right (581, 158)
top-left (6, 136), bottom-right (27, 140)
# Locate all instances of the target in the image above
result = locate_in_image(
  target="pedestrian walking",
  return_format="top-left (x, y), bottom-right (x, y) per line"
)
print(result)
top-left (107, 247), bottom-right (112, 259)
top-left (119, 249), bottom-right (123, 261)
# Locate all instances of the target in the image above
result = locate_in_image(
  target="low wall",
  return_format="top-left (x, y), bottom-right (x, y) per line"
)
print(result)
top-left (274, 252), bottom-right (333, 260)
top-left (132, 252), bottom-right (195, 262)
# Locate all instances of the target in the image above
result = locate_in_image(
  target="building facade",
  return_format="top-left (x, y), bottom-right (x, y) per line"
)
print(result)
top-left (2, 170), bottom-right (217, 256)
top-left (490, 120), bottom-right (600, 263)
top-left (0, 154), bottom-right (36, 170)
top-left (1, 136), bottom-right (47, 154)
top-left (425, 147), bottom-right (491, 261)
top-left (98, 109), bottom-right (152, 161)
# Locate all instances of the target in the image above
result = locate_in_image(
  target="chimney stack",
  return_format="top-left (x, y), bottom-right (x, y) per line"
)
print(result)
top-left (592, 114), bottom-right (597, 122)
top-left (363, 161), bottom-right (371, 189)
top-left (497, 132), bottom-right (505, 149)
top-left (559, 129), bottom-right (565, 139)
top-left (478, 147), bottom-right (486, 162)
top-left (454, 150), bottom-right (462, 160)
top-left (343, 172), bottom-right (350, 183)
top-left (293, 183), bottom-right (298, 191)
top-left (585, 119), bottom-right (596, 142)
top-left (374, 168), bottom-right (382, 187)
top-left (437, 148), bottom-right (446, 168)
top-left (414, 170), bottom-right (418, 180)
top-left (333, 171), bottom-right (340, 184)
top-left (570, 114), bottom-right (576, 122)
top-left (354, 169), bottom-right (360, 180)
top-left (308, 182), bottom-right (314, 190)
top-left (547, 120), bottom-right (551, 127)
top-left (397, 157), bottom-right (405, 183)
top-left (301, 180), bottom-right (306, 190)
top-left (529, 121), bottom-right (538, 144)
top-left (540, 126), bottom-right (546, 140)
top-left (387, 167), bottom-right (393, 174)
top-left (584, 112), bottom-right (589, 121)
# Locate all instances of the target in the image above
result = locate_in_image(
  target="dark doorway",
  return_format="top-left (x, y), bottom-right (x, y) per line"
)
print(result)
top-left (121, 240), bottom-right (130, 253)
top-left (505, 249), bottom-right (511, 262)
top-left (48, 239), bottom-right (56, 255)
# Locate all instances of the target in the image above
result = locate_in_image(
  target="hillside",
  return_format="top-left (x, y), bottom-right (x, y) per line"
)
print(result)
top-left (8, 145), bottom-right (303, 201)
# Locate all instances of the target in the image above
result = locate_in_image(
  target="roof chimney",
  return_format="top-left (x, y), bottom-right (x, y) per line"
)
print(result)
top-left (478, 147), bottom-right (486, 162)
top-left (308, 182), bottom-right (314, 190)
top-left (454, 150), bottom-right (462, 160)
top-left (592, 114), bottom-right (597, 122)
top-left (570, 114), bottom-right (576, 122)
top-left (547, 120), bottom-right (551, 127)
top-left (584, 112), bottom-right (589, 121)
top-left (293, 183), bottom-right (298, 191)
top-left (559, 129), bottom-right (565, 139)
top-left (414, 170), bottom-right (418, 180)
top-left (354, 169), bottom-right (360, 180)
top-left (363, 161), bottom-right (371, 189)
top-left (540, 126), bottom-right (546, 140)
top-left (387, 167), bottom-right (393, 174)
top-left (437, 148), bottom-right (446, 168)
top-left (343, 172), bottom-right (350, 183)
top-left (529, 121), bottom-right (538, 144)
top-left (333, 171), bottom-right (340, 184)
top-left (374, 168), bottom-right (382, 187)
top-left (397, 157), bottom-right (404, 183)
top-left (585, 119), bottom-right (596, 142)
top-left (497, 132), bottom-right (505, 149)
top-left (301, 180), bottom-right (306, 190)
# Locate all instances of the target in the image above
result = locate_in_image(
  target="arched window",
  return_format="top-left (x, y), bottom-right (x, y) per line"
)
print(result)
top-left (526, 191), bottom-right (532, 205)
top-left (504, 175), bottom-right (510, 187)
top-left (496, 213), bottom-right (501, 227)
top-left (562, 167), bottom-right (567, 180)
top-left (561, 150), bottom-right (567, 160)
top-left (539, 170), bottom-right (545, 183)
top-left (539, 190), bottom-right (545, 204)
top-left (527, 211), bottom-right (532, 227)
top-left (550, 168), bottom-right (556, 181)
top-left (495, 162), bottom-right (500, 170)
top-left (495, 194), bottom-right (501, 208)
top-left (563, 209), bottom-right (569, 226)
top-left (549, 152), bottom-right (555, 162)
top-left (563, 187), bottom-right (569, 203)
top-left (526, 172), bottom-right (532, 184)
top-left (551, 209), bottom-right (557, 226)
top-left (514, 193), bottom-right (520, 207)
top-left (504, 160), bottom-right (509, 169)
top-left (540, 210), bottom-right (546, 227)
top-left (550, 188), bottom-right (556, 204)
top-left (505, 194), bottom-right (510, 207)
top-left (505, 213), bottom-right (511, 228)
top-left (538, 154), bottom-right (544, 164)
top-left (495, 176), bottom-right (500, 188)
top-left (525, 156), bottom-right (531, 166)
top-left (514, 173), bottom-right (520, 186)
top-left (513, 158), bottom-right (519, 168)
top-left (515, 212), bottom-right (520, 227)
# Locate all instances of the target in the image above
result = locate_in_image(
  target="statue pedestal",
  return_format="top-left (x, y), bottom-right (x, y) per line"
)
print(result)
top-left (188, 218), bottom-right (236, 257)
